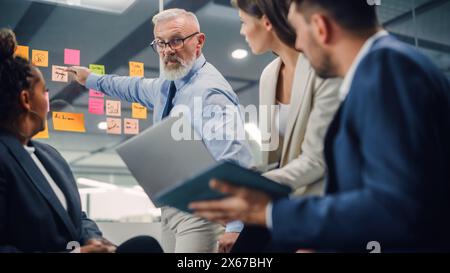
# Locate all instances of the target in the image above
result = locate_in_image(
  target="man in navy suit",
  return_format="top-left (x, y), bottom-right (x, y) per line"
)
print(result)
top-left (190, 0), bottom-right (450, 252)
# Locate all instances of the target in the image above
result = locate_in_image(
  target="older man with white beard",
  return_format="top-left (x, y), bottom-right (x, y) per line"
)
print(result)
top-left (67, 8), bottom-right (253, 253)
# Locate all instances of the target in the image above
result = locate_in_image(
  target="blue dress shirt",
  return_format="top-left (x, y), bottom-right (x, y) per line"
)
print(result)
top-left (86, 54), bottom-right (251, 232)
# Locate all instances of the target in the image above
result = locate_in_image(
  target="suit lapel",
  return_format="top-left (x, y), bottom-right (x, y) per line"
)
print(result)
top-left (281, 54), bottom-right (313, 163)
top-left (33, 142), bottom-right (81, 229)
top-left (0, 135), bottom-right (78, 239)
top-left (260, 58), bottom-right (282, 167)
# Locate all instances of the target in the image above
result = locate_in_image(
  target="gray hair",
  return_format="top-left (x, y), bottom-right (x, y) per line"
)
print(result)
top-left (152, 8), bottom-right (200, 31)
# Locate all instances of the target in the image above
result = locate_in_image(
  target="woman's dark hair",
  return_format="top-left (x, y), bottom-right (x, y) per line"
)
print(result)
top-left (0, 28), bottom-right (39, 124)
top-left (231, 0), bottom-right (296, 48)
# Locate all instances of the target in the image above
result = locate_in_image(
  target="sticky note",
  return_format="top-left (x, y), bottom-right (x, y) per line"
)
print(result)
top-left (132, 103), bottom-right (147, 119)
top-left (32, 49), bottom-right (48, 67)
top-left (124, 118), bottom-right (139, 135)
top-left (33, 122), bottom-right (49, 139)
top-left (52, 65), bottom-right (68, 82)
top-left (106, 100), bottom-right (121, 117)
top-left (89, 89), bottom-right (104, 98)
top-left (107, 118), bottom-right (122, 135)
top-left (45, 92), bottom-right (50, 112)
top-left (88, 98), bottom-right (104, 115)
top-left (129, 61), bottom-right (144, 77)
top-left (89, 64), bottom-right (105, 75)
top-left (64, 48), bottom-right (80, 66)
top-left (53, 112), bottom-right (86, 133)
top-left (15, 45), bottom-right (29, 60)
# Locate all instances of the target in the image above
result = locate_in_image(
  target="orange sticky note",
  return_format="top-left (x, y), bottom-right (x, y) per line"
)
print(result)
top-left (52, 65), bottom-right (68, 82)
top-left (52, 112), bottom-right (86, 133)
top-left (129, 61), bottom-right (144, 77)
top-left (33, 122), bottom-right (49, 139)
top-left (32, 49), bottom-right (48, 67)
top-left (107, 118), bottom-right (122, 135)
top-left (106, 100), bottom-right (121, 117)
top-left (124, 118), bottom-right (139, 135)
top-left (15, 45), bottom-right (29, 60)
top-left (132, 103), bottom-right (147, 119)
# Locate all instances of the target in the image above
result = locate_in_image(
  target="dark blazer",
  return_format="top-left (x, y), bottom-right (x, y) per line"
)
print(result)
top-left (0, 131), bottom-right (103, 252)
top-left (270, 35), bottom-right (450, 252)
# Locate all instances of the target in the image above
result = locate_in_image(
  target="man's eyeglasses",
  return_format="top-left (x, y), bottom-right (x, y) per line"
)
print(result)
top-left (150, 32), bottom-right (199, 53)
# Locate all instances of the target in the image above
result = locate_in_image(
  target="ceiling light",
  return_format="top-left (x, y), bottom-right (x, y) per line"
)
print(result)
top-left (232, 49), bottom-right (248, 60)
top-left (98, 121), bottom-right (107, 130)
top-left (29, 0), bottom-right (136, 14)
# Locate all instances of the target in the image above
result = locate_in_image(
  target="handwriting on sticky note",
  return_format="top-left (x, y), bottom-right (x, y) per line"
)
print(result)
top-left (89, 89), bottom-right (104, 98)
top-left (89, 64), bottom-right (105, 75)
top-left (129, 61), bottom-right (144, 77)
top-left (64, 48), bottom-right (80, 66)
top-left (106, 100), bottom-right (121, 117)
top-left (33, 121), bottom-right (49, 139)
top-left (32, 50), bottom-right (48, 67)
top-left (124, 118), bottom-right (139, 135)
top-left (53, 112), bottom-right (86, 133)
top-left (88, 98), bottom-right (104, 115)
top-left (107, 118), bottom-right (122, 135)
top-left (15, 45), bottom-right (29, 60)
top-left (132, 103), bottom-right (147, 119)
top-left (52, 65), bottom-right (68, 82)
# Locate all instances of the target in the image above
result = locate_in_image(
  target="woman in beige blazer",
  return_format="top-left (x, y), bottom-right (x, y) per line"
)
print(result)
top-left (219, 0), bottom-right (342, 253)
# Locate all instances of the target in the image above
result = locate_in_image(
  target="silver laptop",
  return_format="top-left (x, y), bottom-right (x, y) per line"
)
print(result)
top-left (116, 115), bottom-right (216, 207)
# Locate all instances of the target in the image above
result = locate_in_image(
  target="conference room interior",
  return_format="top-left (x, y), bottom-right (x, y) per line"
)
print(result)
top-left (1, 0), bottom-right (449, 246)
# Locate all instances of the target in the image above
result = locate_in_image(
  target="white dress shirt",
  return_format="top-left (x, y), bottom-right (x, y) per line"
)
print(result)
top-left (24, 145), bottom-right (68, 211)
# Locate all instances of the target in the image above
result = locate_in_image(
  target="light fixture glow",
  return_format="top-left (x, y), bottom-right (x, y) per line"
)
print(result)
top-left (98, 121), bottom-right (107, 130)
top-left (77, 178), bottom-right (118, 190)
top-left (29, 0), bottom-right (136, 14)
top-left (232, 49), bottom-right (248, 60)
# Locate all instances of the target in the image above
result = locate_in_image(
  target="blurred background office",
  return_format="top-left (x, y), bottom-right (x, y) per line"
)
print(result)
top-left (1, 0), bottom-right (449, 245)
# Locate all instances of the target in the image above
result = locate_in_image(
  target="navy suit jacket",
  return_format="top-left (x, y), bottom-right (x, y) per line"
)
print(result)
top-left (271, 35), bottom-right (450, 252)
top-left (0, 132), bottom-right (103, 252)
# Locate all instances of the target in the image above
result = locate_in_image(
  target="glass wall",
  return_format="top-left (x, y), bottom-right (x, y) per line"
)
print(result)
top-left (1, 0), bottom-right (448, 224)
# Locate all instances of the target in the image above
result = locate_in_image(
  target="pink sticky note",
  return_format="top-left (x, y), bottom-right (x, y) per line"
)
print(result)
top-left (64, 48), bottom-right (80, 66)
top-left (89, 89), bottom-right (104, 98)
top-left (106, 100), bottom-right (121, 117)
top-left (88, 97), bottom-right (104, 115)
top-left (45, 92), bottom-right (50, 112)
top-left (124, 118), bottom-right (139, 135)
top-left (52, 65), bottom-right (68, 82)
top-left (107, 118), bottom-right (122, 135)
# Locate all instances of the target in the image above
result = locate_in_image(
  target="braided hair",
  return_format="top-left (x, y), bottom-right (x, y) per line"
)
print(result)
top-left (0, 28), bottom-right (40, 125)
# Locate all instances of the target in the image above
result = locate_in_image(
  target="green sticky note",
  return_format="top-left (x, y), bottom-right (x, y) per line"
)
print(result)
top-left (89, 64), bottom-right (105, 75)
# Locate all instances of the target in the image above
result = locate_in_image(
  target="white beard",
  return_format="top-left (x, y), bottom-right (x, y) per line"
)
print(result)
top-left (160, 55), bottom-right (197, 81)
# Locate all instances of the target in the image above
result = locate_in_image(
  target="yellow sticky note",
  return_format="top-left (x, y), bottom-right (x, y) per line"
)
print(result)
top-left (15, 45), bottom-right (29, 60)
top-left (53, 112), bottom-right (86, 133)
top-left (33, 122), bottom-right (49, 139)
top-left (132, 103), bottom-right (147, 119)
top-left (129, 61), bottom-right (144, 77)
top-left (89, 64), bottom-right (105, 75)
top-left (32, 49), bottom-right (49, 67)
